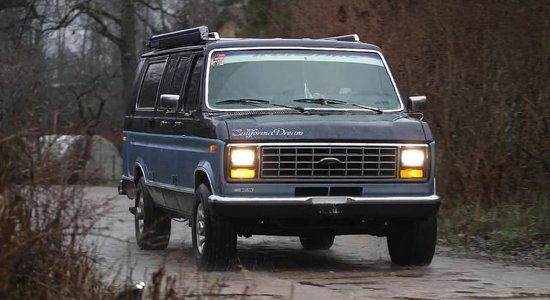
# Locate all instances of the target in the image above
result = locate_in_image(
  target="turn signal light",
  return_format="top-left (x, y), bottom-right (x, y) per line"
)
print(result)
top-left (230, 168), bottom-right (256, 179)
top-left (400, 168), bottom-right (424, 179)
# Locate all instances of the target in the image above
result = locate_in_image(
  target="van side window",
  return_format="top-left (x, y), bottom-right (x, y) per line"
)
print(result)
top-left (171, 57), bottom-right (190, 97)
top-left (184, 57), bottom-right (204, 112)
top-left (159, 56), bottom-right (190, 95)
top-left (137, 61), bottom-right (166, 109)
top-left (157, 56), bottom-right (190, 110)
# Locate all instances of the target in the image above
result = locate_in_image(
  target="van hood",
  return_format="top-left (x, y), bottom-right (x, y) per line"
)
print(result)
top-left (216, 112), bottom-right (428, 142)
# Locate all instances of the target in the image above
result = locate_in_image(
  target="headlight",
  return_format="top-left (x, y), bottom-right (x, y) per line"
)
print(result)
top-left (231, 148), bottom-right (255, 166)
top-left (228, 147), bottom-right (257, 179)
top-left (401, 149), bottom-right (425, 167)
top-left (400, 148), bottom-right (426, 179)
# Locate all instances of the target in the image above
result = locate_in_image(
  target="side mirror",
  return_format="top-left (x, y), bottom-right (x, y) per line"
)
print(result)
top-left (159, 94), bottom-right (179, 111)
top-left (407, 96), bottom-right (427, 112)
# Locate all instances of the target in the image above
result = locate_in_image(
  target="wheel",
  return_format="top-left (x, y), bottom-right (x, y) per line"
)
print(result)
top-left (299, 235), bottom-right (335, 250)
top-left (386, 216), bottom-right (437, 266)
top-left (192, 184), bottom-right (237, 271)
top-left (134, 177), bottom-right (171, 250)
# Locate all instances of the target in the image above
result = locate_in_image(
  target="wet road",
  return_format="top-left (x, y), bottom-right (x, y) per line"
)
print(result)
top-left (87, 187), bottom-right (550, 299)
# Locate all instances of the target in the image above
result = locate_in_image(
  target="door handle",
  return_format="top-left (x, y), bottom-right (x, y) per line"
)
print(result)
top-left (160, 120), bottom-right (171, 126)
top-left (174, 121), bottom-right (183, 127)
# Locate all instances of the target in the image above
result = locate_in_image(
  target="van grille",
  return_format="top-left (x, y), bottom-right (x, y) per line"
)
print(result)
top-left (260, 145), bottom-right (397, 180)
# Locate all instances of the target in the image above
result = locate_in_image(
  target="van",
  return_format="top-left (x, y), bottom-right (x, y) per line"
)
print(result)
top-left (119, 26), bottom-right (439, 270)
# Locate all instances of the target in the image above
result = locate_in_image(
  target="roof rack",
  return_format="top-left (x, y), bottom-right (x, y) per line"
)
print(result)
top-left (147, 26), bottom-right (220, 49)
top-left (323, 34), bottom-right (360, 42)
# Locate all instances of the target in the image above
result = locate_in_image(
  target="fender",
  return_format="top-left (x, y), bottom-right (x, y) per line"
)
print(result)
top-left (134, 158), bottom-right (149, 182)
top-left (119, 160), bottom-right (148, 199)
top-left (194, 161), bottom-right (217, 195)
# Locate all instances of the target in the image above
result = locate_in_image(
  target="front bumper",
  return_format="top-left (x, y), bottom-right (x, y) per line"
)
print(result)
top-left (209, 194), bottom-right (440, 219)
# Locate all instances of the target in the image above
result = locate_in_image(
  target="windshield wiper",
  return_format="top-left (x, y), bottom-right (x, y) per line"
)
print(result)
top-left (270, 103), bottom-right (306, 112)
top-left (292, 98), bottom-right (383, 114)
top-left (216, 98), bottom-right (270, 105)
top-left (215, 98), bottom-right (305, 113)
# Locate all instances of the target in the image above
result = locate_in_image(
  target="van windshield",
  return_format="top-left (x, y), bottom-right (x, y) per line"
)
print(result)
top-left (206, 49), bottom-right (402, 111)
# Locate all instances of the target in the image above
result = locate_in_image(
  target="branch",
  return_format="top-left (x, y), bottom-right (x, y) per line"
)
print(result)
top-left (42, 7), bottom-right (82, 32)
top-left (135, 10), bottom-right (160, 33)
top-left (134, 0), bottom-right (183, 19)
top-left (0, 0), bottom-right (29, 11)
top-left (83, 10), bottom-right (122, 46)
top-left (77, 3), bottom-right (121, 26)
top-left (43, 3), bottom-right (122, 45)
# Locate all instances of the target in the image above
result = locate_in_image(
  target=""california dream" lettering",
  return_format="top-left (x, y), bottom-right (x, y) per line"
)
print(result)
top-left (231, 128), bottom-right (304, 139)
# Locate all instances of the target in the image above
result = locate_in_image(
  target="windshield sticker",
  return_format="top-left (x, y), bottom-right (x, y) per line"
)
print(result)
top-left (211, 53), bottom-right (225, 66)
top-left (231, 128), bottom-right (304, 139)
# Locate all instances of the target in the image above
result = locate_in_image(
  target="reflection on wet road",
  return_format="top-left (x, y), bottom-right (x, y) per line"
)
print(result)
top-left (87, 187), bottom-right (550, 299)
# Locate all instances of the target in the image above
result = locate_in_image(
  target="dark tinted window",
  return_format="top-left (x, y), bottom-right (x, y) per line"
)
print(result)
top-left (157, 56), bottom-right (190, 110)
top-left (159, 56), bottom-right (190, 95)
top-left (184, 57), bottom-right (204, 112)
top-left (159, 57), bottom-right (179, 94)
top-left (137, 61), bottom-right (165, 108)
top-left (171, 57), bottom-right (190, 96)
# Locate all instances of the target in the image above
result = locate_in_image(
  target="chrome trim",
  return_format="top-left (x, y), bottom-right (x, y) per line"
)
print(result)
top-left (204, 47), bottom-right (404, 112)
top-left (146, 180), bottom-right (195, 194)
top-left (209, 194), bottom-right (439, 204)
top-left (208, 32), bottom-right (220, 40)
top-left (135, 162), bottom-right (197, 194)
top-left (226, 142), bottom-right (429, 182)
top-left (260, 144), bottom-right (398, 179)
top-left (194, 167), bottom-right (216, 195)
top-left (121, 174), bottom-right (134, 181)
top-left (134, 162), bottom-right (146, 182)
top-left (324, 34), bottom-right (360, 42)
top-left (227, 142), bottom-right (429, 148)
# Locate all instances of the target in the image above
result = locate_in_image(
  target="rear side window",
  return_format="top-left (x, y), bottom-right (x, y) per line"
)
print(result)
top-left (137, 61), bottom-right (166, 109)
top-left (156, 56), bottom-right (190, 110)
top-left (184, 57), bottom-right (204, 112)
top-left (171, 57), bottom-right (190, 96)
top-left (159, 56), bottom-right (190, 96)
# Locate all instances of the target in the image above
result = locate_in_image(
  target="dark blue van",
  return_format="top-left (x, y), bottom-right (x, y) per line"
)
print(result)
top-left (119, 26), bottom-right (439, 270)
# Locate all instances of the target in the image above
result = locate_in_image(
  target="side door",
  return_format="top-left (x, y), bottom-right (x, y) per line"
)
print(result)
top-left (154, 53), bottom-right (193, 212)
top-left (174, 54), bottom-right (205, 215)
top-left (132, 56), bottom-right (168, 206)
top-left (164, 53), bottom-right (208, 217)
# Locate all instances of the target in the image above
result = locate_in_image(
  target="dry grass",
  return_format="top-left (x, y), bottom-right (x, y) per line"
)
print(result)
top-left (0, 136), bottom-right (117, 299)
top-left (438, 193), bottom-right (550, 260)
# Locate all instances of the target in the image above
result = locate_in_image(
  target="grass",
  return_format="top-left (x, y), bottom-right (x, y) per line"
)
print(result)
top-left (438, 194), bottom-right (550, 260)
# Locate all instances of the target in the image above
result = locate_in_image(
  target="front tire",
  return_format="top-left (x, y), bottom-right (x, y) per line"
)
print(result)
top-left (192, 184), bottom-right (237, 271)
top-left (299, 235), bottom-right (335, 250)
top-left (134, 178), bottom-right (171, 250)
top-left (386, 216), bottom-right (437, 266)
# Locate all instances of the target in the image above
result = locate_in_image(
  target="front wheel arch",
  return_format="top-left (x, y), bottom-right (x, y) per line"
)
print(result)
top-left (194, 169), bottom-right (214, 194)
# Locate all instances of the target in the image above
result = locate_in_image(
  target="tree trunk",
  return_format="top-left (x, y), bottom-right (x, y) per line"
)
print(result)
top-left (119, 0), bottom-right (137, 105)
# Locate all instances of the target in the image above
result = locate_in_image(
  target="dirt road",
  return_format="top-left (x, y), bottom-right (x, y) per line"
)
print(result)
top-left (86, 187), bottom-right (550, 299)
